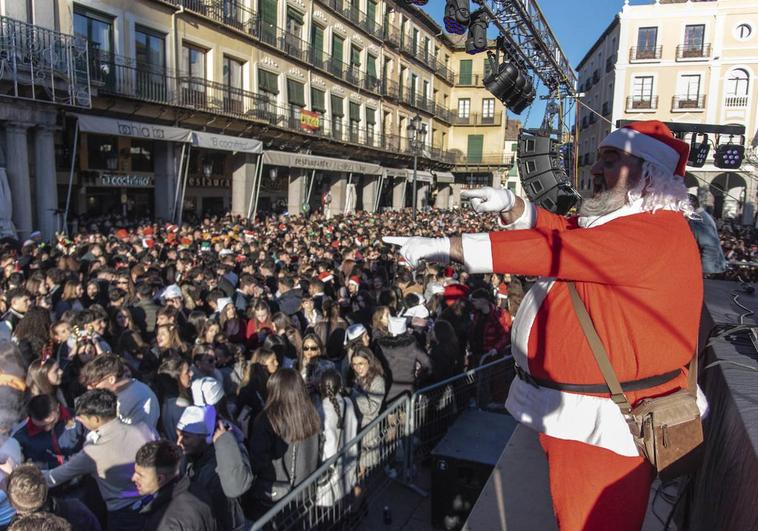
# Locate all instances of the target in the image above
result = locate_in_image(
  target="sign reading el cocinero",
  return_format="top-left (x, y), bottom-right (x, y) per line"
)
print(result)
top-left (262, 151), bottom-right (383, 175)
top-left (85, 171), bottom-right (154, 188)
top-left (300, 110), bottom-right (321, 132)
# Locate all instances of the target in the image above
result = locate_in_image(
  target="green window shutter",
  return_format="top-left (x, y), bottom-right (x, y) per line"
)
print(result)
top-left (351, 45), bottom-right (361, 67)
top-left (260, 0), bottom-right (277, 26)
top-left (311, 88), bottom-right (326, 112)
top-left (332, 35), bottom-right (344, 62)
top-left (349, 101), bottom-right (360, 121)
top-left (366, 54), bottom-right (377, 78)
top-left (412, 28), bottom-right (418, 52)
top-left (424, 37), bottom-right (430, 57)
top-left (367, 0), bottom-right (376, 26)
top-left (287, 79), bottom-right (305, 106)
top-left (484, 58), bottom-right (492, 81)
top-left (459, 59), bottom-right (472, 85)
top-left (258, 69), bottom-right (279, 94)
top-left (331, 95), bottom-right (344, 116)
top-left (366, 107), bottom-right (375, 125)
top-left (411, 74), bottom-right (417, 94)
top-left (287, 7), bottom-right (303, 25)
top-left (467, 135), bottom-right (484, 163)
top-left (311, 25), bottom-right (324, 51)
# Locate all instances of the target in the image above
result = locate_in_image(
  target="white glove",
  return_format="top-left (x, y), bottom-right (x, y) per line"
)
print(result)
top-left (461, 187), bottom-right (515, 214)
top-left (383, 236), bottom-right (450, 267)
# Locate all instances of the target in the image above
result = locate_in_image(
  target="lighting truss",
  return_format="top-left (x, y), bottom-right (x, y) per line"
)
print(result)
top-left (477, 0), bottom-right (576, 96)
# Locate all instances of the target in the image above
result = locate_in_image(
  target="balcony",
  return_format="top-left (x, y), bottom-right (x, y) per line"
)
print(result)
top-left (434, 103), bottom-right (452, 124)
top-left (672, 94), bottom-right (706, 111)
top-left (629, 46), bottom-right (662, 62)
top-left (605, 56), bottom-right (615, 73)
top-left (724, 95), bottom-right (749, 108)
top-left (676, 43), bottom-right (711, 61)
top-left (322, 0), bottom-right (382, 40)
top-left (626, 96), bottom-right (658, 112)
top-left (452, 152), bottom-right (510, 167)
top-left (183, 0), bottom-right (258, 34)
top-left (457, 73), bottom-right (483, 87)
top-left (383, 23), bottom-right (400, 48)
top-left (381, 79), bottom-right (399, 101)
top-left (0, 16), bottom-right (91, 108)
top-left (451, 112), bottom-right (502, 126)
top-left (602, 101), bottom-right (610, 116)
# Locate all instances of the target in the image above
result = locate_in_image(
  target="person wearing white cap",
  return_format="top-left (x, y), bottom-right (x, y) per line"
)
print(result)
top-left (384, 120), bottom-right (706, 531)
top-left (176, 405), bottom-right (252, 531)
top-left (374, 316), bottom-right (431, 403)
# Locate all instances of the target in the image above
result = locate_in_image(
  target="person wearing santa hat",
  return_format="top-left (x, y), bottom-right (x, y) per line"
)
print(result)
top-left (384, 121), bottom-right (707, 531)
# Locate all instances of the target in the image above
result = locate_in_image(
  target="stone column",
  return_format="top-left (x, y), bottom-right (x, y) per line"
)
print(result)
top-left (287, 170), bottom-right (306, 216)
top-left (6, 123), bottom-right (32, 239)
top-left (232, 154), bottom-right (258, 218)
top-left (435, 185), bottom-right (451, 209)
top-left (329, 174), bottom-right (347, 217)
top-left (34, 125), bottom-right (58, 241)
top-left (392, 178), bottom-right (406, 210)
top-left (154, 142), bottom-right (179, 221)
top-left (361, 175), bottom-right (380, 213)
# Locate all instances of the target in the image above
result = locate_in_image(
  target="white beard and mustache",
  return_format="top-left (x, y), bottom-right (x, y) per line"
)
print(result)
top-left (578, 187), bottom-right (629, 218)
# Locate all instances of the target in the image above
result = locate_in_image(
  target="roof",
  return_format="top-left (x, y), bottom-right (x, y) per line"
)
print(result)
top-left (576, 15), bottom-right (620, 72)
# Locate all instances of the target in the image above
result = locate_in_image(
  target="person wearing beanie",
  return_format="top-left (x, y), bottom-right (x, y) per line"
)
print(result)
top-left (385, 120), bottom-right (706, 531)
top-left (175, 406), bottom-right (252, 531)
top-left (376, 316), bottom-right (431, 403)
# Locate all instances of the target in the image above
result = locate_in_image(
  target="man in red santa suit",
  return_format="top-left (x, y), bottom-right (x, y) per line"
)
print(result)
top-left (385, 120), bottom-right (708, 531)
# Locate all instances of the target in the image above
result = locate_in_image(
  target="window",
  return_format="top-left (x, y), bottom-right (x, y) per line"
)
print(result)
top-left (223, 56), bottom-right (244, 112)
top-left (637, 26), bottom-right (658, 58)
top-left (366, 0), bottom-right (377, 32)
top-left (459, 59), bottom-right (472, 85)
top-left (632, 76), bottom-right (653, 101)
top-left (311, 87), bottom-right (326, 113)
top-left (285, 8), bottom-right (304, 57)
top-left (349, 101), bottom-right (361, 141)
top-left (458, 98), bottom-right (470, 118)
top-left (412, 28), bottom-right (419, 53)
top-left (350, 44), bottom-right (361, 68)
top-left (135, 27), bottom-right (166, 98)
top-left (331, 34), bottom-right (345, 76)
top-left (423, 80), bottom-right (429, 104)
top-left (684, 24), bottom-right (705, 52)
top-left (181, 44), bottom-right (207, 105)
top-left (130, 139), bottom-right (154, 173)
top-left (87, 134), bottom-right (119, 170)
top-left (258, 69), bottom-right (279, 96)
top-left (399, 65), bottom-right (406, 94)
top-left (736, 23), bottom-right (752, 40)
top-left (287, 79), bottom-right (305, 122)
top-left (678, 74), bottom-right (701, 100)
top-left (259, 0), bottom-right (278, 44)
top-left (310, 25), bottom-right (325, 68)
top-left (726, 69), bottom-right (749, 96)
top-left (366, 107), bottom-right (376, 144)
top-left (286, 8), bottom-right (303, 36)
top-left (331, 95), bottom-right (344, 139)
top-left (73, 6), bottom-right (113, 53)
top-left (484, 57), bottom-right (492, 81)
top-left (410, 73), bottom-right (417, 104)
top-left (366, 54), bottom-right (377, 80)
top-left (482, 98), bottom-right (495, 121)
top-left (423, 37), bottom-right (430, 60)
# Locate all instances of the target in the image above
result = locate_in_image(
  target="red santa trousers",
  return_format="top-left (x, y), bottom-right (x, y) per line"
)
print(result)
top-left (539, 433), bottom-right (655, 531)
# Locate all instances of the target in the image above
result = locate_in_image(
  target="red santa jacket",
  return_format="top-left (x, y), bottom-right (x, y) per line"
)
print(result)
top-left (461, 199), bottom-right (705, 456)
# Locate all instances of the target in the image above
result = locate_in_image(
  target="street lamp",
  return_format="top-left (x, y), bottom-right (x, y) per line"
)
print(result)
top-left (202, 158), bottom-right (214, 179)
top-left (407, 114), bottom-right (427, 220)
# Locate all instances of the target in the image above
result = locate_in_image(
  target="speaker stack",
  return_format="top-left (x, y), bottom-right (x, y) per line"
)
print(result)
top-left (517, 129), bottom-right (581, 215)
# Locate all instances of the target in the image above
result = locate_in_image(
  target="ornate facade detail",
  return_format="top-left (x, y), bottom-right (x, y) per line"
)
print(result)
top-left (287, 67), bottom-right (305, 79)
top-left (313, 10), bottom-right (327, 22)
top-left (332, 85), bottom-right (345, 95)
top-left (261, 56), bottom-right (280, 69)
top-left (288, 0), bottom-right (305, 9)
top-left (333, 23), bottom-right (347, 35)
top-left (353, 36), bottom-right (364, 46)
top-left (312, 78), bottom-right (326, 88)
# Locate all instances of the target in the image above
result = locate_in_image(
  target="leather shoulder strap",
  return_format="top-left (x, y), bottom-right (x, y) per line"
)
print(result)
top-left (567, 282), bottom-right (633, 414)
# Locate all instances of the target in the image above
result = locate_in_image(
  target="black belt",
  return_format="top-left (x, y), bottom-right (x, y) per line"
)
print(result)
top-left (514, 364), bottom-right (682, 393)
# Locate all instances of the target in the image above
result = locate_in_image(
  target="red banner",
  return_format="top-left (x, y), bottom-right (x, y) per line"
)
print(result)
top-left (300, 110), bottom-right (321, 132)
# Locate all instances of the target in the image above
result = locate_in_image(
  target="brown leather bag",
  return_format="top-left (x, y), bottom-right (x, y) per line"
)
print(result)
top-left (567, 283), bottom-right (703, 480)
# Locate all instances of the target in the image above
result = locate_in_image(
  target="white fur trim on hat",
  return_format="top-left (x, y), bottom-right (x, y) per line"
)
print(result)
top-left (216, 297), bottom-right (233, 313)
top-left (344, 323), bottom-right (367, 345)
top-left (600, 127), bottom-right (679, 176)
top-left (388, 316), bottom-right (407, 337)
top-left (191, 377), bottom-right (225, 406)
top-left (162, 284), bottom-right (182, 301)
top-left (177, 405), bottom-right (216, 443)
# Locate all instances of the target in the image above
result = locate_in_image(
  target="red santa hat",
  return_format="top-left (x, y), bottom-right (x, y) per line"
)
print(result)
top-left (348, 275), bottom-right (361, 287)
top-left (599, 120), bottom-right (689, 177)
top-left (115, 228), bottom-right (129, 240)
top-left (496, 283), bottom-right (508, 300)
top-left (318, 271), bottom-right (334, 283)
top-left (443, 284), bottom-right (469, 307)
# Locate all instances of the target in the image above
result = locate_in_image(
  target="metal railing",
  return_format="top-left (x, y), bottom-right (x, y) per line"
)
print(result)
top-left (451, 112), bottom-right (502, 126)
top-left (250, 394), bottom-right (412, 530)
top-left (625, 95), bottom-right (658, 111)
top-left (321, 0), bottom-right (383, 39)
top-left (672, 94), bottom-right (706, 110)
top-left (724, 95), bottom-right (748, 108)
top-left (456, 73), bottom-right (484, 86)
top-left (629, 45), bottom-right (662, 61)
top-left (0, 15), bottom-right (91, 107)
top-left (250, 355), bottom-right (514, 530)
top-left (676, 43), bottom-right (711, 60)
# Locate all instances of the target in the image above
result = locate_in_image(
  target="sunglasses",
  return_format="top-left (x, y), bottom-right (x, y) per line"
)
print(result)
top-left (303, 345), bottom-right (320, 351)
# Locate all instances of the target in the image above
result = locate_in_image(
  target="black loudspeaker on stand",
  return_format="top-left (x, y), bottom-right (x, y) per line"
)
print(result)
top-left (517, 129), bottom-right (581, 215)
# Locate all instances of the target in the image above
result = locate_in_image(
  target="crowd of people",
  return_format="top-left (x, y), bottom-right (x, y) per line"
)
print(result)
top-left (0, 208), bottom-right (518, 531)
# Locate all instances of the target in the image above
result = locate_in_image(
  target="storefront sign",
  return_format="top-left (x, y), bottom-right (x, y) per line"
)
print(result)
top-left (300, 110), bottom-right (321, 132)
top-left (97, 173), bottom-right (154, 187)
top-left (192, 132), bottom-right (262, 154)
top-left (74, 114), bottom-right (192, 143)
top-left (187, 175), bottom-right (232, 188)
top-left (262, 150), bottom-right (383, 175)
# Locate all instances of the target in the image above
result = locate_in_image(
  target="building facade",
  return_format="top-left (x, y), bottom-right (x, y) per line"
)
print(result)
top-left (1, 0), bottom-right (516, 240)
top-left (576, 0), bottom-right (758, 222)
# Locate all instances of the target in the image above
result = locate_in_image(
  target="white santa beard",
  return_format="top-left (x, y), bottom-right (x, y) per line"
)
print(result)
top-left (578, 186), bottom-right (628, 217)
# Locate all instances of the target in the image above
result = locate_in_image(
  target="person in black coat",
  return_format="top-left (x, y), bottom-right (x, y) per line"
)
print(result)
top-left (376, 317), bottom-right (432, 402)
top-left (133, 440), bottom-right (217, 531)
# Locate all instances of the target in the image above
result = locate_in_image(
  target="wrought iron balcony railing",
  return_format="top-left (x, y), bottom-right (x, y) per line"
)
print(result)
top-left (0, 15), bottom-right (91, 108)
top-left (676, 43), bottom-right (711, 60)
top-left (451, 112), bottom-right (502, 126)
top-left (625, 95), bottom-right (658, 111)
top-left (672, 94), bottom-right (706, 110)
top-left (629, 46), bottom-right (662, 61)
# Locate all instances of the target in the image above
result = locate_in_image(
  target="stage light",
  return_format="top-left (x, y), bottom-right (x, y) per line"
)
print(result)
top-left (507, 74), bottom-right (536, 114)
top-left (714, 139), bottom-right (744, 169)
top-left (465, 10), bottom-right (488, 55)
top-left (687, 133), bottom-right (710, 168)
top-left (484, 60), bottom-right (520, 102)
top-left (444, 0), bottom-right (470, 35)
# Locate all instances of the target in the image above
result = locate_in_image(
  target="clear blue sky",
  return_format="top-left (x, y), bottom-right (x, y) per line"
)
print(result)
top-left (424, 0), bottom-right (651, 128)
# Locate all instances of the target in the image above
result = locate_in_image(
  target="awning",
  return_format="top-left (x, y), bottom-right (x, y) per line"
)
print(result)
top-left (434, 171), bottom-right (455, 183)
top-left (73, 114), bottom-right (191, 143)
top-left (192, 132), bottom-right (262, 154)
top-left (263, 150), bottom-right (383, 175)
top-left (72, 114), bottom-right (263, 154)
top-left (409, 170), bottom-right (433, 183)
top-left (384, 168), bottom-right (409, 179)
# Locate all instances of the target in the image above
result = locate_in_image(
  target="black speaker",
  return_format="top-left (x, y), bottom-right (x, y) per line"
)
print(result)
top-left (431, 411), bottom-right (518, 530)
top-left (517, 129), bottom-right (580, 215)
